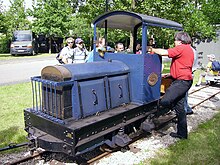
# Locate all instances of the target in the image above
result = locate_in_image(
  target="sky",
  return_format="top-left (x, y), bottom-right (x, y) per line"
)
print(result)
top-left (3, 0), bottom-right (33, 10)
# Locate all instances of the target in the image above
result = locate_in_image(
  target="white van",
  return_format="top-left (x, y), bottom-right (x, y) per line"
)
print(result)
top-left (10, 30), bottom-right (38, 55)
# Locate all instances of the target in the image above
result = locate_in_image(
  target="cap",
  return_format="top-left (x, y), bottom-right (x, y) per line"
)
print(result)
top-left (207, 54), bottom-right (215, 59)
top-left (75, 38), bottom-right (84, 44)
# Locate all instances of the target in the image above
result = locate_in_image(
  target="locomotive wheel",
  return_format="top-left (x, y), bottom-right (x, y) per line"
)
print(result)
top-left (99, 144), bottom-right (113, 152)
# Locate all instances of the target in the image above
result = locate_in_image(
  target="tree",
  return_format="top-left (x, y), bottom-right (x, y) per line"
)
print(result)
top-left (0, 1), bottom-right (7, 33)
top-left (30, 0), bottom-right (73, 53)
top-left (200, 0), bottom-right (220, 25)
top-left (68, 16), bottom-right (93, 50)
top-left (77, 0), bottom-right (219, 48)
top-left (0, 0), bottom-right (31, 53)
top-left (4, 0), bottom-right (31, 36)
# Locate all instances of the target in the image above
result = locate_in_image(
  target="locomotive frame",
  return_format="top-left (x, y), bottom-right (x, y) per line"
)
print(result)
top-left (24, 11), bottom-right (182, 157)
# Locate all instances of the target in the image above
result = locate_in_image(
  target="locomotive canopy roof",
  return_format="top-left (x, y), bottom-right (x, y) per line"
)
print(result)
top-left (92, 10), bottom-right (183, 31)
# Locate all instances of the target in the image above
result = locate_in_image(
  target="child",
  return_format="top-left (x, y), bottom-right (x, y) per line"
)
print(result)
top-left (195, 54), bottom-right (218, 86)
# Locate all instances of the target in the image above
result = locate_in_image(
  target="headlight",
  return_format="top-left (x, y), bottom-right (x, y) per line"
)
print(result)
top-left (10, 44), bottom-right (14, 48)
top-left (27, 43), bottom-right (32, 48)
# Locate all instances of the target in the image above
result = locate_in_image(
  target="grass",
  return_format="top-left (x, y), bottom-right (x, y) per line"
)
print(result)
top-left (0, 53), bottom-right (55, 60)
top-left (145, 112), bottom-right (220, 165)
top-left (0, 82), bottom-right (32, 153)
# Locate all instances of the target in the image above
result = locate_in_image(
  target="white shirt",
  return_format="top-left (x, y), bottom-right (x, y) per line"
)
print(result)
top-left (60, 46), bottom-right (74, 64)
top-left (73, 47), bottom-right (88, 63)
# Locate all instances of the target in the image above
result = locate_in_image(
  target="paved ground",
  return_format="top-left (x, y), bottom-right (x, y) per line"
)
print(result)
top-left (0, 55), bottom-right (171, 86)
top-left (0, 55), bottom-right (58, 86)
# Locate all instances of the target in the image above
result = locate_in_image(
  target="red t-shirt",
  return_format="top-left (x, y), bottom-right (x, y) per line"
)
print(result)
top-left (168, 44), bottom-right (194, 80)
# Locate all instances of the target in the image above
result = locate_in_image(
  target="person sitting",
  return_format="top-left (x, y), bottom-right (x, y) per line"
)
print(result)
top-left (85, 37), bottom-right (106, 63)
top-left (148, 38), bottom-right (156, 47)
top-left (195, 54), bottom-right (218, 86)
top-left (136, 43), bottom-right (142, 54)
top-left (125, 45), bottom-right (132, 53)
top-left (73, 38), bottom-right (89, 63)
top-left (114, 43), bottom-right (125, 53)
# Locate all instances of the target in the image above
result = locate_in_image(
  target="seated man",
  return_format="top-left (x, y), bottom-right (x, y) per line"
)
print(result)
top-left (148, 38), bottom-right (156, 47)
top-left (115, 42), bottom-right (125, 53)
top-left (196, 54), bottom-right (219, 86)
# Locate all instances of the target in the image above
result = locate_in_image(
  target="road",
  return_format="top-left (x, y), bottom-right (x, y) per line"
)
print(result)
top-left (0, 55), bottom-right (171, 86)
top-left (0, 55), bottom-right (58, 86)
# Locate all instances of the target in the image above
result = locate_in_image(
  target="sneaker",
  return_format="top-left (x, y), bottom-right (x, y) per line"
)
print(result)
top-left (186, 111), bottom-right (194, 115)
top-left (195, 84), bottom-right (200, 87)
top-left (170, 132), bottom-right (186, 139)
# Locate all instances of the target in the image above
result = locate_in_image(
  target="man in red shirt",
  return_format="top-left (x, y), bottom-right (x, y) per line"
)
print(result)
top-left (149, 31), bottom-right (194, 139)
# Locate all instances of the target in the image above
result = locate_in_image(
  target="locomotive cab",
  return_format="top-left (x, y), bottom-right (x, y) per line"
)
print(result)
top-left (91, 11), bottom-right (182, 104)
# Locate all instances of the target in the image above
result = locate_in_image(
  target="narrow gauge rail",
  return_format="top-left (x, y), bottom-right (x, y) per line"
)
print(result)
top-left (188, 85), bottom-right (220, 108)
top-left (5, 84), bottom-right (220, 165)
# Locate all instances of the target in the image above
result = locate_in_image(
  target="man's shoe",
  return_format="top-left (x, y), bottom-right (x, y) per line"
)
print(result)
top-left (170, 132), bottom-right (186, 139)
top-left (186, 111), bottom-right (194, 115)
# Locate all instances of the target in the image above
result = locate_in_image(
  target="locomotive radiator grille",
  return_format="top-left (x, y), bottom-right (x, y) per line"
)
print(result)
top-left (31, 76), bottom-right (74, 121)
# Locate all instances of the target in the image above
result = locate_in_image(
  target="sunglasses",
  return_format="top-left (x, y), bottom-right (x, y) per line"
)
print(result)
top-left (68, 42), bottom-right (73, 44)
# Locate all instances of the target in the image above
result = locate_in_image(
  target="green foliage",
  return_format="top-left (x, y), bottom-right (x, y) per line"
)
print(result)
top-left (0, 1), bottom-right (7, 34)
top-left (0, 0), bottom-right (219, 53)
top-left (68, 16), bottom-right (93, 49)
top-left (201, 0), bottom-right (220, 25)
top-left (4, 0), bottom-right (31, 37)
top-left (0, 0), bottom-right (31, 53)
top-left (78, 0), bottom-right (107, 23)
top-left (77, 0), bottom-right (218, 48)
top-left (29, 0), bottom-right (75, 53)
top-left (0, 34), bottom-right (10, 53)
top-left (30, 0), bottom-right (71, 37)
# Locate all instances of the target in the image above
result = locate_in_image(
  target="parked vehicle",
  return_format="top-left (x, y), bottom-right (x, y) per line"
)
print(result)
top-left (10, 30), bottom-right (39, 56)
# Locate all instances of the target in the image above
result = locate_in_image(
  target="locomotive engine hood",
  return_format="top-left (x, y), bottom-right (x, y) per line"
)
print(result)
top-left (41, 60), bottom-right (129, 82)
top-left (40, 60), bottom-right (131, 120)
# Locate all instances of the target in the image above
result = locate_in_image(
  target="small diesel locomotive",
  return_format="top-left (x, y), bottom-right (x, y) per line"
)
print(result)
top-left (24, 11), bottom-right (182, 157)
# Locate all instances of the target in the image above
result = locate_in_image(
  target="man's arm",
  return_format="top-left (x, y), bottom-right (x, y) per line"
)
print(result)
top-left (149, 47), bottom-right (169, 56)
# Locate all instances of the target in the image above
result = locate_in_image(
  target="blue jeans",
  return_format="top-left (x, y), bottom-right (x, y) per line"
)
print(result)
top-left (159, 79), bottom-right (193, 138)
top-left (184, 92), bottom-right (193, 113)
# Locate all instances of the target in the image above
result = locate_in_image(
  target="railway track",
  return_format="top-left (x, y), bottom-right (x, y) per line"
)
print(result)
top-left (3, 84), bottom-right (220, 165)
top-left (188, 85), bottom-right (220, 108)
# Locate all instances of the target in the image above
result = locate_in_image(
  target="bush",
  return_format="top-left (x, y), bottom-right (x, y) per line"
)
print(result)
top-left (0, 35), bottom-right (10, 53)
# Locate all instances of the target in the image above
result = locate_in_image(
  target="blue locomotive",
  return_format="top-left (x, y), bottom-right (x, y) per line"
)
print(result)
top-left (24, 11), bottom-right (182, 157)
